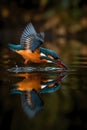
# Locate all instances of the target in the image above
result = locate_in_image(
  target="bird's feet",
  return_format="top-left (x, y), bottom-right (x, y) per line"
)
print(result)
top-left (25, 73), bottom-right (29, 79)
top-left (24, 59), bottom-right (29, 65)
top-left (56, 59), bottom-right (68, 70)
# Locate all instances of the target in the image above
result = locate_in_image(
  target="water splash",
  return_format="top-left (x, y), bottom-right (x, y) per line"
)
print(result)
top-left (7, 66), bottom-right (63, 73)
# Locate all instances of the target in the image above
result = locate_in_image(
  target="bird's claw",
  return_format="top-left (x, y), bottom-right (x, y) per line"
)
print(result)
top-left (24, 60), bottom-right (29, 65)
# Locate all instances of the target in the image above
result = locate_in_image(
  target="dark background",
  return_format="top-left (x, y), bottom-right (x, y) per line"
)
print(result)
top-left (0, 0), bottom-right (87, 130)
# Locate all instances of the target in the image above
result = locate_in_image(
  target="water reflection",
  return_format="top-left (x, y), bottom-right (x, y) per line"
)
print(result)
top-left (9, 71), bottom-right (67, 118)
top-left (1, 20), bottom-right (87, 129)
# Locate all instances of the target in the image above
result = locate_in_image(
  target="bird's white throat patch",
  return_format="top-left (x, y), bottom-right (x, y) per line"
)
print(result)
top-left (40, 53), bottom-right (53, 63)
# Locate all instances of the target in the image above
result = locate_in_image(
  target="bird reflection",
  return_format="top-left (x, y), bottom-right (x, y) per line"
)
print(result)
top-left (10, 71), bottom-right (67, 118)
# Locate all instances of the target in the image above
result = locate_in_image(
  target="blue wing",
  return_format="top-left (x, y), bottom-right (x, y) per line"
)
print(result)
top-left (21, 89), bottom-right (44, 118)
top-left (20, 23), bottom-right (44, 52)
top-left (40, 47), bottom-right (60, 59)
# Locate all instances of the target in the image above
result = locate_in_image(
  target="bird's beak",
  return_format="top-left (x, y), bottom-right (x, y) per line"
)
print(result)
top-left (57, 59), bottom-right (68, 70)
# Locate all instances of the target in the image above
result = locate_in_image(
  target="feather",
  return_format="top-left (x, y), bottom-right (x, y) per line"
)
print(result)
top-left (8, 43), bottom-right (22, 50)
top-left (20, 23), bottom-right (44, 52)
top-left (20, 23), bottom-right (36, 50)
top-left (40, 83), bottom-right (61, 93)
top-left (21, 89), bottom-right (44, 118)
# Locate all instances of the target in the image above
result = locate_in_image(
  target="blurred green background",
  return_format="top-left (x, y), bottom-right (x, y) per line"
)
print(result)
top-left (0, 0), bottom-right (87, 130)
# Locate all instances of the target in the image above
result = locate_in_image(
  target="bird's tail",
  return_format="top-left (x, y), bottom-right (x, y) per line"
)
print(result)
top-left (8, 43), bottom-right (22, 51)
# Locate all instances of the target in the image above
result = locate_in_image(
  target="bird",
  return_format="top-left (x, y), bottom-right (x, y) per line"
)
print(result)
top-left (40, 71), bottom-right (67, 93)
top-left (8, 22), bottom-right (68, 70)
top-left (10, 73), bottom-right (44, 118)
top-left (10, 71), bottom-right (67, 118)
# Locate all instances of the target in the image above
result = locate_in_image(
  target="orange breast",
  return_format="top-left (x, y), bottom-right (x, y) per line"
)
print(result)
top-left (16, 78), bottom-right (41, 91)
top-left (16, 49), bottom-right (47, 63)
top-left (15, 73), bottom-right (45, 92)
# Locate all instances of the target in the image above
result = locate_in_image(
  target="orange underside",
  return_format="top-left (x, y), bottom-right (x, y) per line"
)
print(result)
top-left (17, 78), bottom-right (41, 91)
top-left (15, 73), bottom-right (49, 92)
top-left (16, 49), bottom-right (47, 63)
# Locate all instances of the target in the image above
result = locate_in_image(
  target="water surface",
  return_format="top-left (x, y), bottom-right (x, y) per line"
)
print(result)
top-left (0, 38), bottom-right (87, 130)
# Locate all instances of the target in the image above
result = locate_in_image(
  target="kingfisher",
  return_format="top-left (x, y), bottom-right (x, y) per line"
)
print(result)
top-left (8, 22), bottom-right (67, 70)
top-left (10, 73), bottom-right (44, 118)
top-left (10, 72), bottom-right (67, 118)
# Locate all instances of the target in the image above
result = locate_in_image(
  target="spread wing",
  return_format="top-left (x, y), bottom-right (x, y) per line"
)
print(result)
top-left (20, 23), bottom-right (44, 52)
top-left (21, 89), bottom-right (44, 118)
